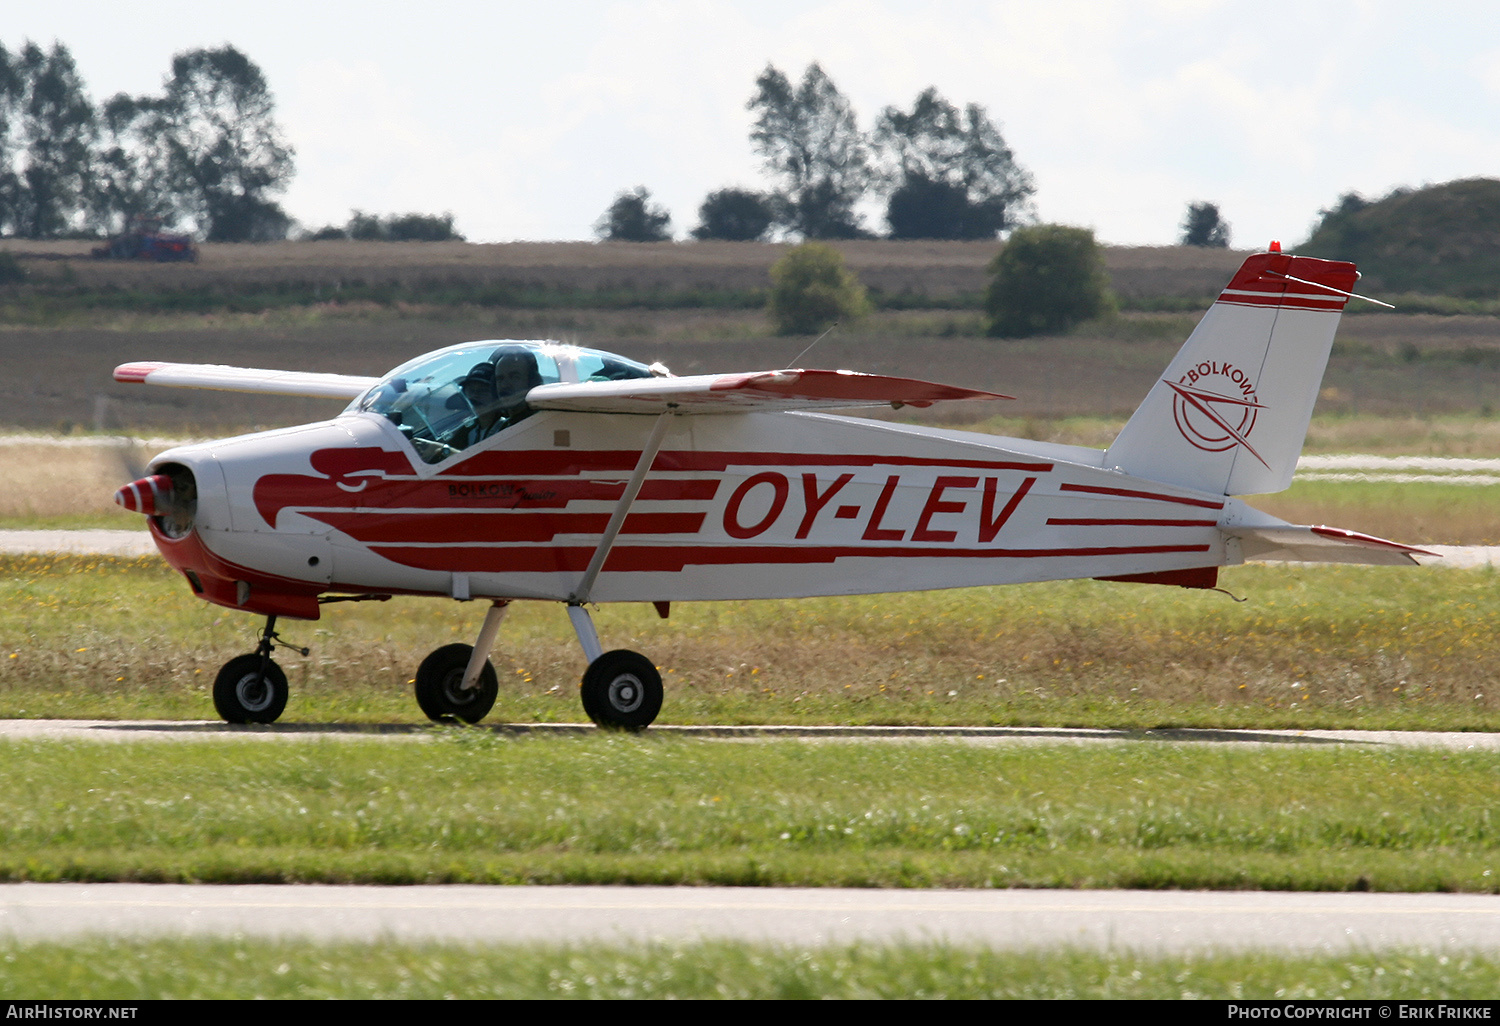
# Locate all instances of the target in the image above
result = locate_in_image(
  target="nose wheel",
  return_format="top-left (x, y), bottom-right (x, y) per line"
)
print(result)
top-left (213, 654), bottom-right (289, 724)
top-left (212, 616), bottom-right (301, 724)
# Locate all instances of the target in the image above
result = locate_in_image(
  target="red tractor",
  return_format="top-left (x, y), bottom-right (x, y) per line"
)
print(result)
top-left (93, 217), bottom-right (198, 262)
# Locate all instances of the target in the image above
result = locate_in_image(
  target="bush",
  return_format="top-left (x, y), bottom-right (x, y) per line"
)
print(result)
top-left (0, 252), bottom-right (26, 285)
top-left (594, 187), bottom-right (672, 242)
top-left (767, 241), bottom-right (870, 336)
top-left (341, 210), bottom-right (464, 242)
top-left (984, 224), bottom-right (1114, 338)
top-left (692, 188), bottom-right (774, 241)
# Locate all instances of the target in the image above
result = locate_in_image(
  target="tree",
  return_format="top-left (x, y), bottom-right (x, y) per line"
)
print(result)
top-left (594, 186), bottom-right (672, 241)
top-left (1, 42), bottom-right (97, 238)
top-left (1180, 201), bottom-right (1230, 248)
top-left (985, 224), bottom-right (1114, 338)
top-left (155, 45), bottom-right (295, 242)
top-left (874, 87), bottom-right (1034, 239)
top-left (90, 93), bottom-right (178, 235)
top-left (339, 209), bottom-right (464, 241)
top-left (691, 188), bottom-right (774, 241)
top-left (747, 63), bottom-right (872, 239)
top-left (767, 241), bottom-right (869, 335)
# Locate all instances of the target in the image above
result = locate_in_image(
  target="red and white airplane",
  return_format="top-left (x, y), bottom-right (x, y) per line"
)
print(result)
top-left (113, 246), bottom-right (1426, 729)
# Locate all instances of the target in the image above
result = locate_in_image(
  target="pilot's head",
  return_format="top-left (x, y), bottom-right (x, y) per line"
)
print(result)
top-left (490, 348), bottom-right (541, 403)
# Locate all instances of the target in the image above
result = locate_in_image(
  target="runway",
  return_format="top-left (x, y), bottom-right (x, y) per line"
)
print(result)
top-left (4, 717), bottom-right (1500, 751)
top-left (0, 883), bottom-right (1496, 951)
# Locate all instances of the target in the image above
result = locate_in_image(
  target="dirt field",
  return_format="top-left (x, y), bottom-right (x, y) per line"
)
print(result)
top-left (0, 239), bottom-right (1495, 433)
top-left (0, 238), bottom-right (1247, 299)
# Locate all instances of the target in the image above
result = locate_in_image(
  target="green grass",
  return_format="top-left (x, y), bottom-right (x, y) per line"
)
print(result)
top-left (1, 736), bottom-right (1497, 890)
top-left (0, 938), bottom-right (1494, 998)
top-left (3, 555), bottom-right (1499, 730)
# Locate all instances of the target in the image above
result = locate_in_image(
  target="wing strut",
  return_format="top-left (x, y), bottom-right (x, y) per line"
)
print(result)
top-left (569, 411), bottom-right (674, 606)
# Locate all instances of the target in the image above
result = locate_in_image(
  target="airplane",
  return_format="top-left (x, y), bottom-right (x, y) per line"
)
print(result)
top-left (111, 244), bottom-right (1428, 730)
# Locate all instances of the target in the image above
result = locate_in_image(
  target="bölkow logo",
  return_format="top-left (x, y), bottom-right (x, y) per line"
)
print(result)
top-left (1163, 359), bottom-right (1269, 468)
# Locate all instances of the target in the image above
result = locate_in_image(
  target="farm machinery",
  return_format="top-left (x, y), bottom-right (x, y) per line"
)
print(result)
top-left (92, 217), bottom-right (197, 262)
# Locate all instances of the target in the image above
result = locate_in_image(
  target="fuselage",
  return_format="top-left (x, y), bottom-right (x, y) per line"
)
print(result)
top-left (142, 406), bottom-right (1241, 619)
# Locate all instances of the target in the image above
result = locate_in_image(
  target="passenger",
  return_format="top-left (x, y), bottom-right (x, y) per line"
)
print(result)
top-left (450, 348), bottom-right (541, 450)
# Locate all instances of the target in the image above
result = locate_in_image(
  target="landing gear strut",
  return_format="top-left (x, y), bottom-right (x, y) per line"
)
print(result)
top-left (569, 603), bottom-right (662, 731)
top-left (213, 615), bottom-right (304, 724)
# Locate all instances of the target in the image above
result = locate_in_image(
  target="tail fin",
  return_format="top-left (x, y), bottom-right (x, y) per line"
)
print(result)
top-left (1104, 248), bottom-right (1358, 496)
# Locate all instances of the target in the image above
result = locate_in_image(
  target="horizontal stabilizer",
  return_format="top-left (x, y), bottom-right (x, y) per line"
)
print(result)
top-left (114, 362), bottom-right (378, 400)
top-left (528, 369), bottom-right (1012, 414)
top-left (1226, 525), bottom-right (1435, 566)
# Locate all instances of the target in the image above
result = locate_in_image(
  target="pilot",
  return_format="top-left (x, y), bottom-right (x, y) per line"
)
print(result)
top-left (490, 347), bottom-right (541, 413)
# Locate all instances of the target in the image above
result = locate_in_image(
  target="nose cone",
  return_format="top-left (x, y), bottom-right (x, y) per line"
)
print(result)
top-left (115, 474), bottom-right (175, 516)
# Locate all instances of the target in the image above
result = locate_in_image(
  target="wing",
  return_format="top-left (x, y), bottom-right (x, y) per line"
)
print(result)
top-left (114, 362), bottom-right (378, 400)
top-left (528, 368), bottom-right (1013, 414)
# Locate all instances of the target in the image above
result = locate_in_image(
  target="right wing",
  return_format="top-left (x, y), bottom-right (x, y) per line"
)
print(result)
top-left (114, 362), bottom-right (378, 400)
top-left (528, 368), bottom-right (1013, 414)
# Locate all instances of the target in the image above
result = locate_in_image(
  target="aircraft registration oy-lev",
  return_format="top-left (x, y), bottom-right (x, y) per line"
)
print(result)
top-left (113, 245), bottom-right (1427, 729)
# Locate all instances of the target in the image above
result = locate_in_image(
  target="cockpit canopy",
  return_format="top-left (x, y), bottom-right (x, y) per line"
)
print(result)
top-left (349, 340), bottom-right (658, 463)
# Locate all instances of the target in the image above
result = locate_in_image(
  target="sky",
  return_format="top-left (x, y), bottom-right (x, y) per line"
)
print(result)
top-left (10, 1), bottom-right (1500, 248)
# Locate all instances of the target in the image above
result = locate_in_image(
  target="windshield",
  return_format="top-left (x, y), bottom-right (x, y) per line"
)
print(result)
top-left (349, 341), bottom-right (655, 464)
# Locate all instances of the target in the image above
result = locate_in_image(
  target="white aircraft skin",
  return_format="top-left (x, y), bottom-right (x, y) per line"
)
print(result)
top-left (112, 247), bottom-right (1428, 730)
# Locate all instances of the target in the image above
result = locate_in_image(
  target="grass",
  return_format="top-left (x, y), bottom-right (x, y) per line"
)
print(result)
top-left (0, 735), bottom-right (1498, 890)
top-left (3, 554), bottom-right (1499, 730)
top-left (0, 938), bottom-right (1494, 998)
top-left (7, 415), bottom-right (1500, 530)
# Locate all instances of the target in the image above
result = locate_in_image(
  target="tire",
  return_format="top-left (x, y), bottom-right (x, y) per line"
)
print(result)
top-left (414, 643), bottom-right (498, 724)
top-left (213, 653), bottom-right (289, 724)
top-left (580, 650), bottom-right (663, 731)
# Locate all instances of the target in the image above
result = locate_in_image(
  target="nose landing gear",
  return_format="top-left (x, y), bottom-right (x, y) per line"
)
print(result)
top-left (212, 615), bottom-right (305, 724)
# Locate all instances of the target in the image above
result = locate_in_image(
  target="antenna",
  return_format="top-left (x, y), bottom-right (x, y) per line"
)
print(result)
top-left (1266, 270), bottom-right (1395, 309)
top-left (787, 320), bottom-right (840, 368)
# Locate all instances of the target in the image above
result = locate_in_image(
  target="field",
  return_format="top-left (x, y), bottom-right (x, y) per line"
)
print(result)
top-left (3, 240), bottom-right (1500, 996)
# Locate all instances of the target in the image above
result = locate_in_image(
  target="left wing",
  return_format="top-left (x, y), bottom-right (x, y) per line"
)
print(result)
top-left (114, 362), bottom-right (378, 400)
top-left (528, 368), bottom-right (1013, 414)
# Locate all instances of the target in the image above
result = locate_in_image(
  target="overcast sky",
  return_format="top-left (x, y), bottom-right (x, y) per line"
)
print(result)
top-left (12, 1), bottom-right (1500, 248)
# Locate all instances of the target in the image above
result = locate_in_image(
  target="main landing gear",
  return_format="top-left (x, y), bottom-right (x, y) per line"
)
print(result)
top-left (408, 600), bottom-right (663, 731)
top-left (210, 602), bottom-right (665, 731)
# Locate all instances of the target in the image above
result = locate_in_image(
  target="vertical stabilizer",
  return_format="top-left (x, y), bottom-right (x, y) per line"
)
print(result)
top-left (1104, 249), bottom-right (1357, 496)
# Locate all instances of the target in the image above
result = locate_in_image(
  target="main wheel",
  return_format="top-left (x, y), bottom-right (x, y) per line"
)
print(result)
top-left (580, 650), bottom-right (662, 731)
top-left (213, 653), bottom-right (289, 724)
top-left (414, 643), bottom-right (498, 724)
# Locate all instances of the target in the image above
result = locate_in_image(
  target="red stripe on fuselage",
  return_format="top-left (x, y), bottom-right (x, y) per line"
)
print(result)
top-left (368, 541), bottom-right (1214, 575)
top-left (305, 510), bottom-right (706, 544)
top-left (1058, 482), bottom-right (1224, 509)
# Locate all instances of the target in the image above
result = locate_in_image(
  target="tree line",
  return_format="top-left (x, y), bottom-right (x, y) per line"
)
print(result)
top-left (599, 61), bottom-right (1235, 249)
top-left (0, 40), bottom-right (1231, 250)
top-left (598, 62), bottom-right (1037, 243)
top-left (0, 40), bottom-right (295, 242)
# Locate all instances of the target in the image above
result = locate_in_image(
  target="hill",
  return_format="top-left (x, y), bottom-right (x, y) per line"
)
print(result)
top-left (1300, 178), bottom-right (1500, 297)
